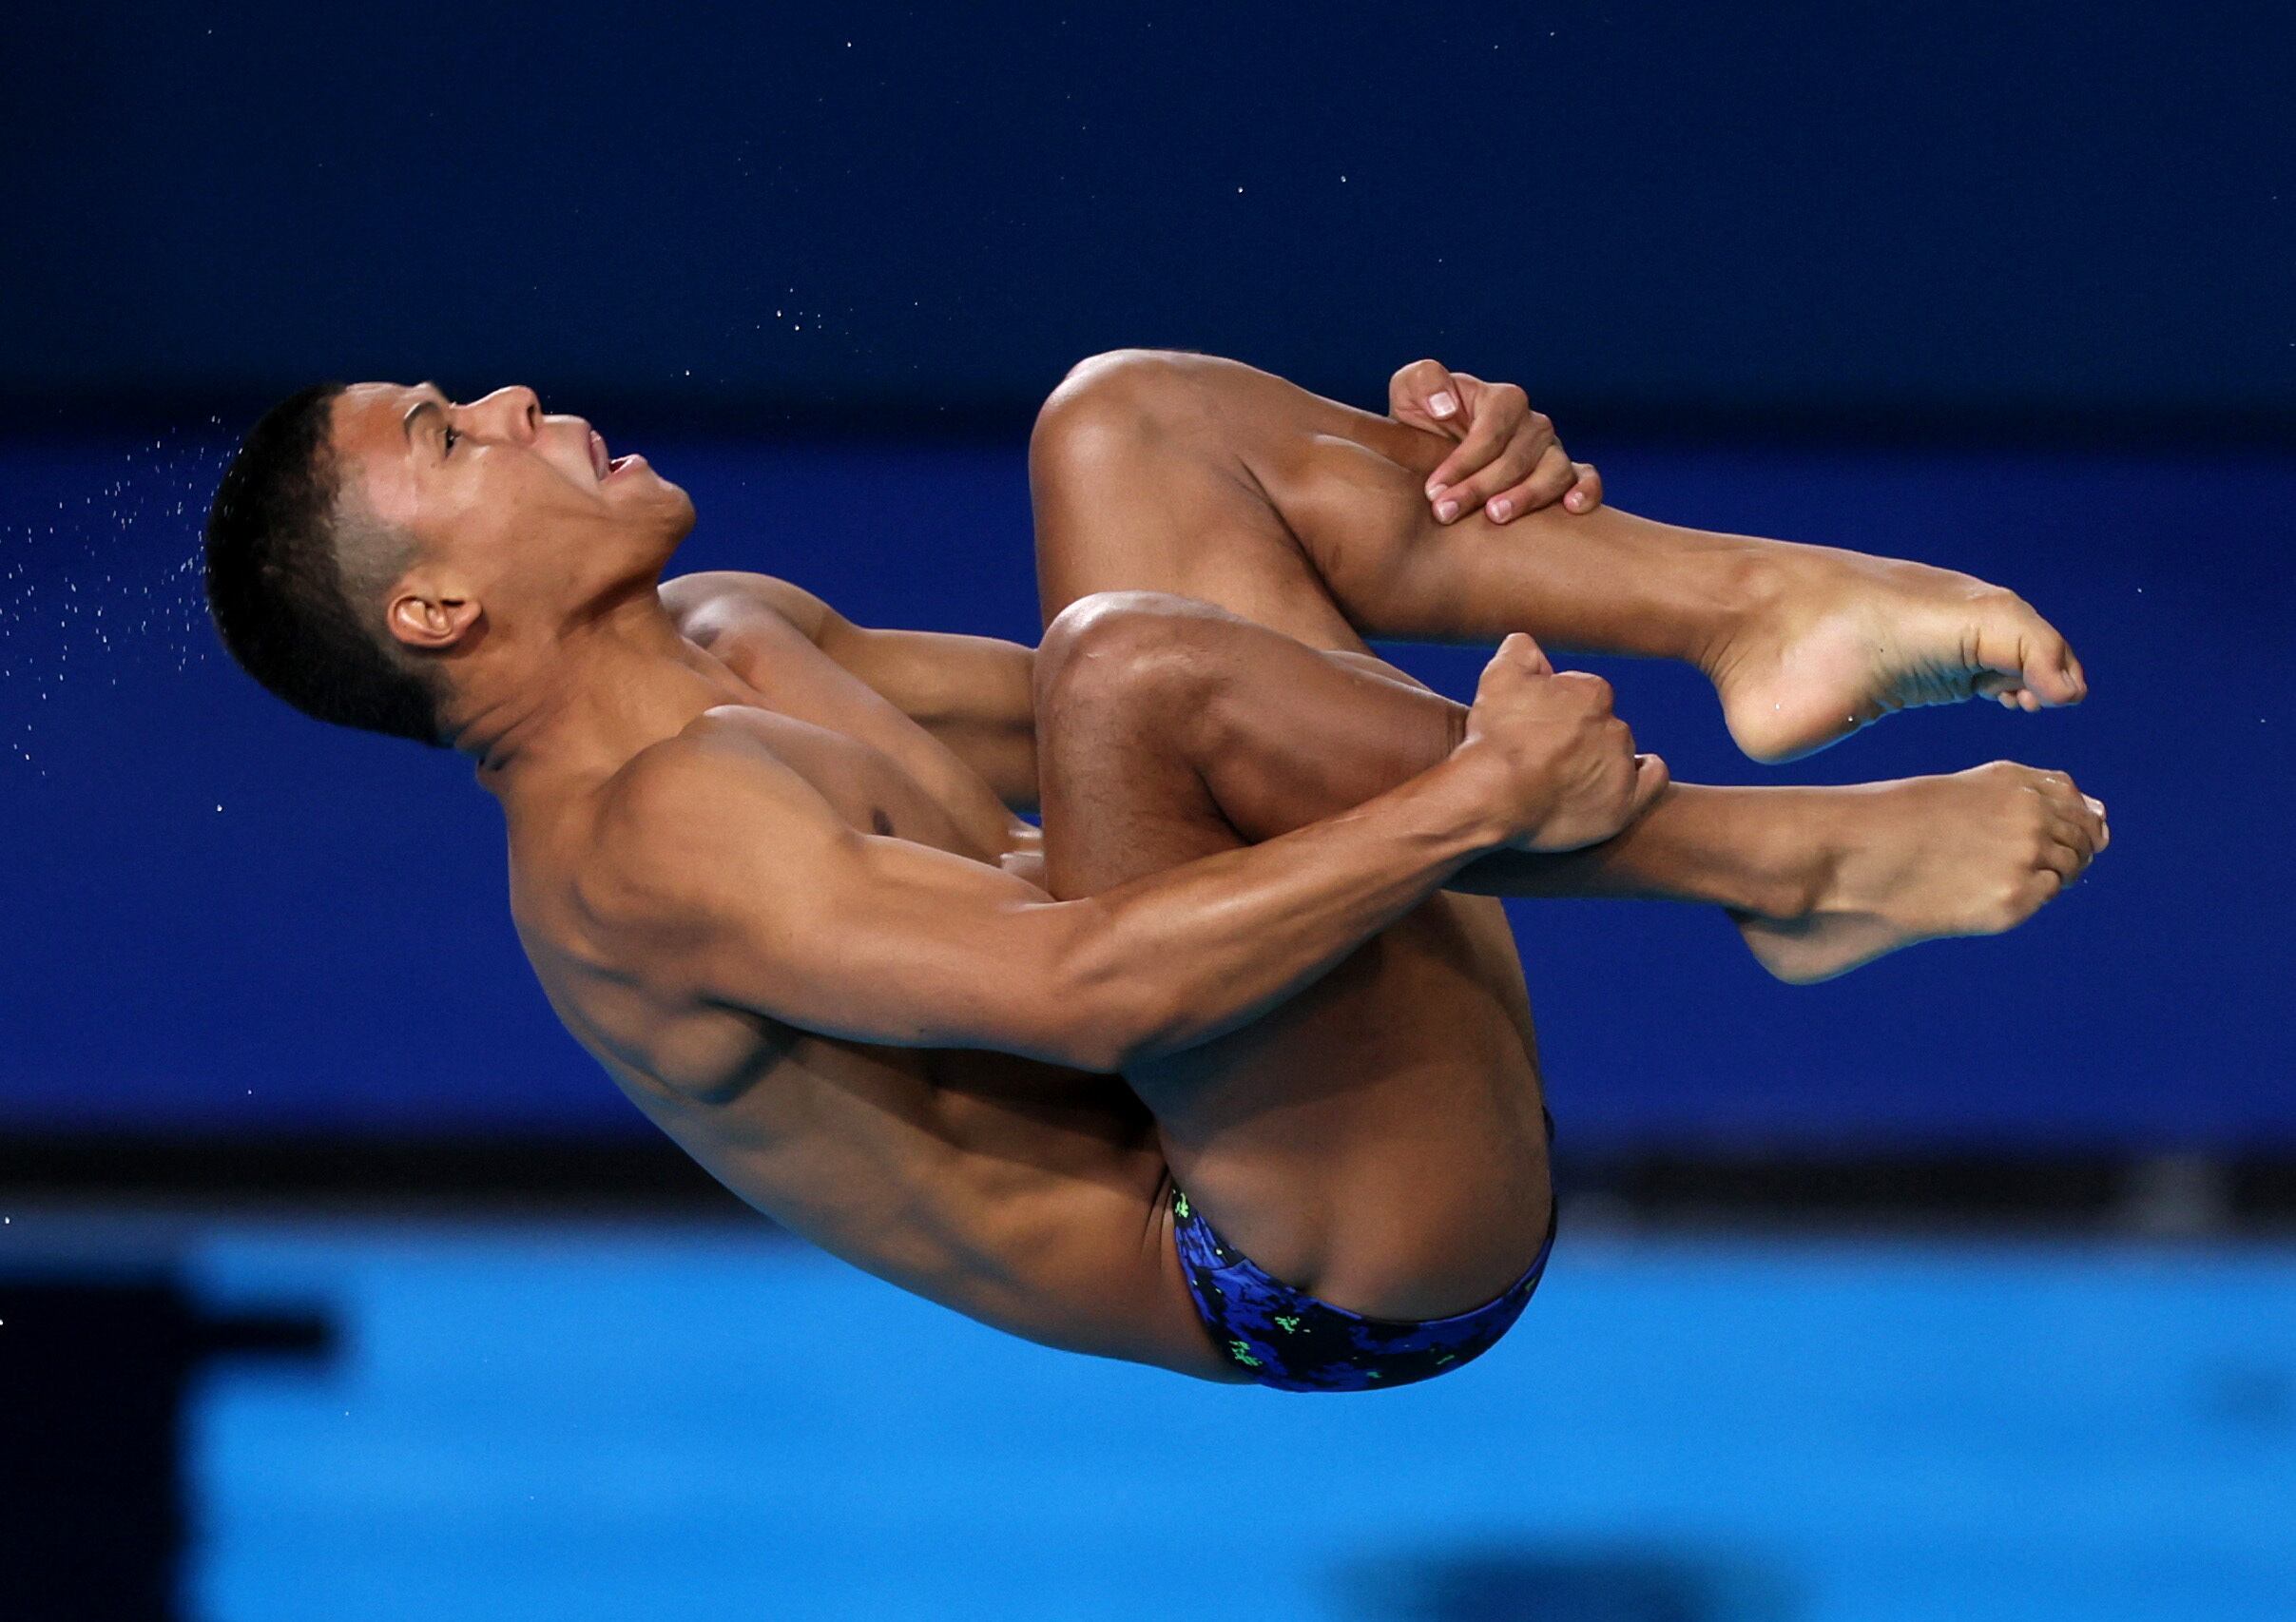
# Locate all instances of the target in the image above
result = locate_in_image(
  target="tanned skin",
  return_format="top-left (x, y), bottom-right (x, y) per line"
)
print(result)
top-left (322, 353), bottom-right (2103, 1380)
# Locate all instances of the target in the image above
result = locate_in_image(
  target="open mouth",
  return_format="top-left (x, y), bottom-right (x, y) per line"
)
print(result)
top-left (588, 427), bottom-right (640, 483)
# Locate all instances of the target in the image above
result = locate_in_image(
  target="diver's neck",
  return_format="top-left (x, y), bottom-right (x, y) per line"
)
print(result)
top-left (467, 589), bottom-right (750, 796)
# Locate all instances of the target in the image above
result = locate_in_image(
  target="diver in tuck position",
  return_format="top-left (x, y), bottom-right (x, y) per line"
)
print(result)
top-left (203, 350), bottom-right (2105, 1390)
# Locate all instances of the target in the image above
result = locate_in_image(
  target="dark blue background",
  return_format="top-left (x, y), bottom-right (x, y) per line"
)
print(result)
top-left (8, 0), bottom-right (2289, 430)
top-left (3, 2), bottom-right (2288, 1151)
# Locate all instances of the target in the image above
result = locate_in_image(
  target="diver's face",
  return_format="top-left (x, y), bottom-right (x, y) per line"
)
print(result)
top-left (333, 380), bottom-right (693, 628)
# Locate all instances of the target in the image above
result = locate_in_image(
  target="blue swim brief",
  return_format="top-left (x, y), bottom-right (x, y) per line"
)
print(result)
top-left (1170, 1107), bottom-right (1557, 1393)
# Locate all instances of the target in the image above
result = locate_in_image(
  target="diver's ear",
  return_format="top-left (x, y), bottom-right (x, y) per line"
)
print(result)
top-left (385, 571), bottom-right (483, 652)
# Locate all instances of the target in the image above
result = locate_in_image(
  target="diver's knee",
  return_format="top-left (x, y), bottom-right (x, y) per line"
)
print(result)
top-left (1030, 350), bottom-right (1202, 479)
top-left (1035, 590), bottom-right (1224, 718)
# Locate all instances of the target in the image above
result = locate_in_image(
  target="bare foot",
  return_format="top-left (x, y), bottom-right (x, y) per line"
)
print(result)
top-left (1735, 763), bottom-right (2109, 984)
top-left (1707, 547), bottom-right (2089, 763)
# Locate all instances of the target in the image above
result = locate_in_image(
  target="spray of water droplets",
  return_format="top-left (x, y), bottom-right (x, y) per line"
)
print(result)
top-left (0, 421), bottom-right (233, 776)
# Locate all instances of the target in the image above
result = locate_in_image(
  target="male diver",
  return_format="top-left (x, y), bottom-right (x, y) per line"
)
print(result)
top-left (203, 351), bottom-right (2104, 1389)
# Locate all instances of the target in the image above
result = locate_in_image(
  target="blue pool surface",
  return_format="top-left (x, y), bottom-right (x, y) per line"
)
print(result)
top-left (182, 1222), bottom-right (2296, 1621)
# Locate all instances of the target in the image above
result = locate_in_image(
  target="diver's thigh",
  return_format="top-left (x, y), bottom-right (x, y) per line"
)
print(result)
top-left (1132, 898), bottom-right (1553, 1321)
top-left (1030, 407), bottom-right (1367, 651)
top-left (1029, 512), bottom-right (1552, 1318)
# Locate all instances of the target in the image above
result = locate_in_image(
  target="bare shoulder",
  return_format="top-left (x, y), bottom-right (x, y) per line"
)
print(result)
top-left (659, 570), bottom-right (838, 643)
top-left (584, 710), bottom-right (847, 930)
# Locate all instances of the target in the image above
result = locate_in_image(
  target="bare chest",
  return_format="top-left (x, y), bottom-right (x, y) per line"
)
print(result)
top-left (689, 611), bottom-right (1004, 858)
top-left (738, 709), bottom-right (981, 857)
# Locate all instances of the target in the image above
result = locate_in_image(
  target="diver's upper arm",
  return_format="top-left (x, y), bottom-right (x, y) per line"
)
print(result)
top-left (595, 734), bottom-right (1134, 1071)
top-left (660, 569), bottom-right (1041, 812)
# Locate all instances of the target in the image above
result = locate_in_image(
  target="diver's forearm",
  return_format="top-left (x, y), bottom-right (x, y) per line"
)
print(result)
top-left (1076, 761), bottom-right (1497, 1069)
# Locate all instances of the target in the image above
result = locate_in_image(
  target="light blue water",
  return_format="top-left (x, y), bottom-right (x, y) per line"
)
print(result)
top-left (183, 1224), bottom-right (2296, 1621)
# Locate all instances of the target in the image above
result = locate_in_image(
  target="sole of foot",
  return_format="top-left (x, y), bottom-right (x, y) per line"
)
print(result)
top-left (1708, 549), bottom-right (2089, 764)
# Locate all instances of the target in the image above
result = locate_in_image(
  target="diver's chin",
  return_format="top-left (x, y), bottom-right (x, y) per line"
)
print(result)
top-left (604, 456), bottom-right (686, 513)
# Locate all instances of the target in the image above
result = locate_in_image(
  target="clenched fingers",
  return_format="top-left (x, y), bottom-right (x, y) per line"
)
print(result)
top-left (1428, 396), bottom-right (1541, 518)
top-left (1483, 443), bottom-right (1581, 523)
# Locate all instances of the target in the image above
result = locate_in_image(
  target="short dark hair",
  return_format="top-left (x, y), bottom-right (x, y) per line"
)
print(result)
top-left (204, 382), bottom-right (450, 747)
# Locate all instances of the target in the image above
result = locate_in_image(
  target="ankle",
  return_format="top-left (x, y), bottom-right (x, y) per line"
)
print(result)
top-left (1688, 542), bottom-right (1794, 675)
top-left (1750, 788), bottom-right (1857, 920)
top-left (1741, 838), bottom-right (1830, 921)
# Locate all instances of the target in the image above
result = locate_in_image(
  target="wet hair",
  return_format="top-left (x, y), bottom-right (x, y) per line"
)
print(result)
top-left (203, 382), bottom-right (450, 747)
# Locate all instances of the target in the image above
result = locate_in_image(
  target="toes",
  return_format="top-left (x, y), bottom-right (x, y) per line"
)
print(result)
top-left (2007, 606), bottom-right (2085, 705)
top-left (1981, 679), bottom-right (2047, 712)
top-left (2038, 779), bottom-right (2109, 859)
top-left (2046, 816), bottom-right (2095, 872)
top-left (2066, 649), bottom-right (2088, 698)
top-left (1979, 592), bottom-right (2085, 705)
top-left (2043, 634), bottom-right (2089, 704)
top-left (2051, 774), bottom-right (2104, 827)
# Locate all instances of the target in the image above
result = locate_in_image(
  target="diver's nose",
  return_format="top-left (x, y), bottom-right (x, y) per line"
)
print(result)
top-left (473, 385), bottom-right (543, 441)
